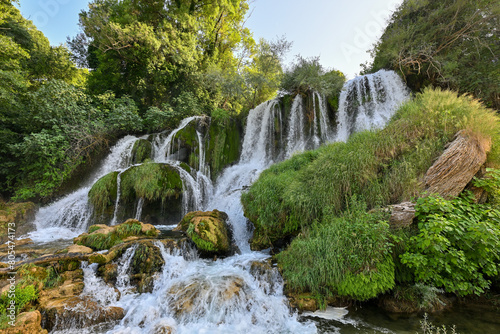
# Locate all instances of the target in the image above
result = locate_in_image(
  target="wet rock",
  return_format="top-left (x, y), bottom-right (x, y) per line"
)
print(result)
top-left (0, 202), bottom-right (37, 244)
top-left (2, 310), bottom-right (48, 334)
top-left (425, 130), bottom-right (490, 198)
top-left (388, 202), bottom-right (416, 228)
top-left (128, 241), bottom-right (165, 293)
top-left (287, 293), bottom-right (319, 312)
top-left (168, 276), bottom-right (248, 318)
top-left (67, 244), bottom-right (93, 254)
top-left (74, 219), bottom-right (160, 251)
top-left (175, 210), bottom-right (232, 256)
top-left (40, 296), bottom-right (124, 332)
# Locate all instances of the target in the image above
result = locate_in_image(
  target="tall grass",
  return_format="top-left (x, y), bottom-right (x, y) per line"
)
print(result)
top-left (242, 88), bottom-right (500, 249)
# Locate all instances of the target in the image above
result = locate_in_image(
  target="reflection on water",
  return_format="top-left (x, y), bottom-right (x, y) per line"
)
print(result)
top-left (302, 302), bottom-right (500, 334)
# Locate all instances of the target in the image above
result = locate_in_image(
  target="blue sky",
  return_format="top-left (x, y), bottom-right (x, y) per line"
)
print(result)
top-left (17, 0), bottom-right (403, 79)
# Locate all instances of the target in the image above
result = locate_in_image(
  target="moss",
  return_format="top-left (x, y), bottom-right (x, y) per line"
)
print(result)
top-left (120, 163), bottom-right (183, 204)
top-left (180, 162), bottom-right (191, 173)
top-left (88, 225), bottom-right (102, 234)
top-left (178, 210), bottom-right (231, 255)
top-left (131, 139), bottom-right (152, 164)
top-left (207, 117), bottom-right (241, 179)
top-left (76, 220), bottom-right (159, 251)
top-left (88, 171), bottom-right (118, 214)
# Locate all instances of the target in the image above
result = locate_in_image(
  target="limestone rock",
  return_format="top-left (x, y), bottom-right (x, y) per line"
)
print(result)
top-left (175, 210), bottom-right (232, 256)
top-left (425, 130), bottom-right (490, 198)
top-left (2, 310), bottom-right (48, 334)
top-left (74, 219), bottom-right (160, 251)
top-left (67, 244), bottom-right (93, 254)
top-left (389, 202), bottom-right (416, 228)
top-left (0, 202), bottom-right (37, 244)
top-left (40, 296), bottom-right (124, 332)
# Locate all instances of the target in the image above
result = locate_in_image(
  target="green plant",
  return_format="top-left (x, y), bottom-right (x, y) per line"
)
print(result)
top-left (401, 192), bottom-right (500, 296)
top-left (276, 197), bottom-right (394, 302)
top-left (419, 313), bottom-right (458, 334)
top-left (473, 168), bottom-right (500, 206)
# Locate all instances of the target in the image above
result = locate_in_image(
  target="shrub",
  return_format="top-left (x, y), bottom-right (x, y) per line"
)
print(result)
top-left (401, 191), bottom-right (500, 296)
top-left (276, 197), bottom-right (394, 302)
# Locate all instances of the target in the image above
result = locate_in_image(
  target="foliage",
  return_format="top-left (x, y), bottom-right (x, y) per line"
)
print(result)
top-left (401, 191), bottom-right (500, 296)
top-left (77, 220), bottom-right (157, 251)
top-left (419, 313), bottom-right (458, 334)
top-left (281, 55), bottom-right (345, 97)
top-left (0, 285), bottom-right (37, 318)
top-left (473, 168), bottom-right (500, 206)
top-left (392, 283), bottom-right (445, 311)
top-left (368, 0), bottom-right (500, 109)
top-left (88, 171), bottom-right (118, 214)
top-left (120, 163), bottom-right (183, 204)
top-left (277, 197), bottom-right (394, 301)
top-left (242, 88), bottom-right (500, 249)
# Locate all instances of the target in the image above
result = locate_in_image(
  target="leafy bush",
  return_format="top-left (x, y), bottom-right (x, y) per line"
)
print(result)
top-left (401, 191), bottom-right (500, 296)
top-left (277, 197), bottom-right (394, 302)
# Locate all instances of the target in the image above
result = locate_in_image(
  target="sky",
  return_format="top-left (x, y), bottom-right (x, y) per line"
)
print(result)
top-left (17, 0), bottom-right (403, 79)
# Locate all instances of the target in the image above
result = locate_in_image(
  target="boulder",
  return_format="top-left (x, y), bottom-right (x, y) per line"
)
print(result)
top-left (174, 210), bottom-right (232, 256)
top-left (2, 310), bottom-right (48, 334)
top-left (40, 296), bottom-right (124, 332)
top-left (130, 138), bottom-right (152, 164)
top-left (425, 130), bottom-right (491, 198)
top-left (74, 219), bottom-right (160, 251)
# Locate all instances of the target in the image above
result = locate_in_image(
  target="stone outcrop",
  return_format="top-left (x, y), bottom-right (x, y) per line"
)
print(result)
top-left (388, 202), bottom-right (416, 228)
top-left (174, 210), bottom-right (232, 256)
top-left (0, 202), bottom-right (37, 244)
top-left (74, 219), bottom-right (160, 251)
top-left (425, 130), bottom-right (491, 198)
top-left (2, 310), bottom-right (48, 334)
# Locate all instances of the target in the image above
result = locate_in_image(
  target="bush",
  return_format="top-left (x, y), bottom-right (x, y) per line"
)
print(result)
top-left (276, 197), bottom-right (394, 302)
top-left (401, 191), bottom-right (500, 296)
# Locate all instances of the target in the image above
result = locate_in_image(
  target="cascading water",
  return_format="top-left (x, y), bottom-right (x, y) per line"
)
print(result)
top-left (336, 69), bottom-right (409, 142)
top-left (27, 136), bottom-right (141, 243)
top-left (28, 70), bottom-right (409, 333)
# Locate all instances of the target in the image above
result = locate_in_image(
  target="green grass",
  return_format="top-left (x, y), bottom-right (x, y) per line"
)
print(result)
top-left (120, 162), bottom-right (183, 204)
top-left (243, 88), bottom-right (500, 250)
top-left (88, 171), bottom-right (118, 214)
top-left (276, 197), bottom-right (394, 301)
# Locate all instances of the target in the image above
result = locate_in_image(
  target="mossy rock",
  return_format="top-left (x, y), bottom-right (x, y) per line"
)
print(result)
top-left (74, 219), bottom-right (160, 251)
top-left (167, 118), bottom-right (209, 172)
top-left (129, 241), bottom-right (165, 293)
top-left (175, 210), bottom-right (232, 256)
top-left (131, 139), bottom-right (152, 164)
top-left (119, 163), bottom-right (184, 225)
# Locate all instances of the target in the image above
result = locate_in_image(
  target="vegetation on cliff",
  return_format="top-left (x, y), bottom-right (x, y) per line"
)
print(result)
top-left (242, 88), bottom-right (500, 303)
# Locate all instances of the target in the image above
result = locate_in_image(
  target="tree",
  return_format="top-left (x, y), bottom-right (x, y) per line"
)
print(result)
top-left (368, 0), bottom-right (500, 109)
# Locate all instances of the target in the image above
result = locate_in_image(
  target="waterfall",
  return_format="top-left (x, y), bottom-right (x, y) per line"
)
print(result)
top-left (109, 171), bottom-right (123, 226)
top-left (27, 136), bottom-right (140, 243)
top-left (336, 69), bottom-right (409, 142)
top-left (27, 70), bottom-right (409, 333)
top-left (135, 197), bottom-right (145, 221)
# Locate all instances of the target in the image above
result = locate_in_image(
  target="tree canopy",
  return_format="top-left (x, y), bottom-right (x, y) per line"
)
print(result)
top-left (367, 0), bottom-right (499, 109)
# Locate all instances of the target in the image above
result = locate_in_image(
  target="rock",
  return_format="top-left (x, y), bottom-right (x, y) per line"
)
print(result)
top-left (175, 210), bottom-right (232, 256)
top-left (131, 138), bottom-right (152, 164)
top-left (0, 202), bottom-right (37, 244)
top-left (425, 130), bottom-right (491, 198)
top-left (40, 296), bottom-right (124, 332)
top-left (2, 310), bottom-right (48, 334)
top-left (74, 219), bottom-right (160, 251)
top-left (67, 245), bottom-right (93, 254)
top-left (168, 276), bottom-right (248, 318)
top-left (287, 293), bottom-right (319, 312)
top-left (389, 202), bottom-right (416, 228)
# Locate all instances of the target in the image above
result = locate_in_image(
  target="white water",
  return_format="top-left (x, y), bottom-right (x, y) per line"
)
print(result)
top-left (27, 136), bottom-right (141, 243)
top-left (336, 69), bottom-right (409, 142)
